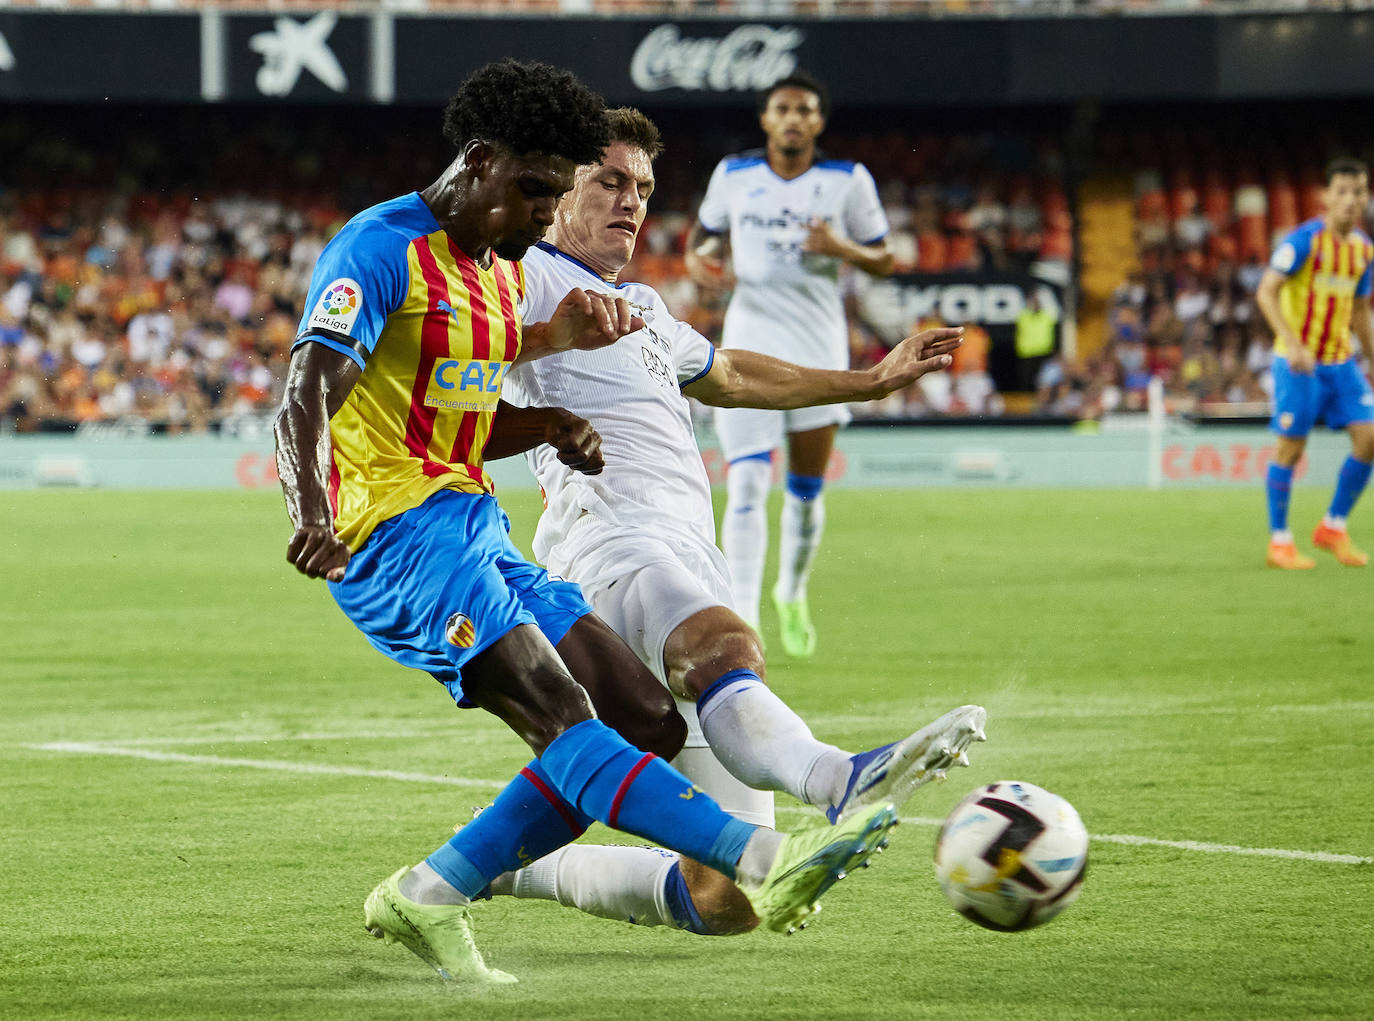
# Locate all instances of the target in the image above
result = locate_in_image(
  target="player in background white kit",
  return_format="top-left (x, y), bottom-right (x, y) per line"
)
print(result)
top-left (495, 108), bottom-right (985, 936)
top-left (685, 71), bottom-right (897, 659)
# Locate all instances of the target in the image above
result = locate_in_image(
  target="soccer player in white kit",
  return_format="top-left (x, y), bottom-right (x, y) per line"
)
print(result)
top-left (685, 71), bottom-right (897, 658)
top-left (494, 108), bottom-right (985, 936)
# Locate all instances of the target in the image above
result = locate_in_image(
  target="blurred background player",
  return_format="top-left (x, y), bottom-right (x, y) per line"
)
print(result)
top-left (1255, 156), bottom-right (1374, 569)
top-left (276, 60), bottom-right (899, 984)
top-left (685, 71), bottom-right (895, 657)
top-left (497, 107), bottom-right (985, 936)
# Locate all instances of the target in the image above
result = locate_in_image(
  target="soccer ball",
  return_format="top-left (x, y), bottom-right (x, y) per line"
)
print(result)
top-left (934, 781), bottom-right (1088, 931)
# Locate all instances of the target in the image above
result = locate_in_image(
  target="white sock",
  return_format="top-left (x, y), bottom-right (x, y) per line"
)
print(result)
top-left (1272, 529), bottom-right (1294, 544)
top-left (722, 458), bottom-right (772, 627)
top-left (399, 860), bottom-right (471, 906)
top-left (735, 829), bottom-right (787, 888)
top-left (696, 675), bottom-right (852, 806)
top-left (776, 488), bottom-right (825, 603)
top-left (1324, 515), bottom-right (1348, 531)
top-left (496, 845), bottom-right (680, 928)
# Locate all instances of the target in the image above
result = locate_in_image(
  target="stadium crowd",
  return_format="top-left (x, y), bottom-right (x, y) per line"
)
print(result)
top-left (1048, 121), bottom-right (1374, 423)
top-left (0, 107), bottom-right (1070, 432)
top-left (18, 106), bottom-right (1367, 432)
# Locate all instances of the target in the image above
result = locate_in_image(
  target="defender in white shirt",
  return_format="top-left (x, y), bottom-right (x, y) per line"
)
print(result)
top-left (686, 71), bottom-right (897, 659)
top-left (497, 108), bottom-right (985, 937)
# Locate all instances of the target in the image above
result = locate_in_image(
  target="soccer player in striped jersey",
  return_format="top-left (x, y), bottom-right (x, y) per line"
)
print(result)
top-left (685, 71), bottom-right (895, 658)
top-left (276, 61), bottom-right (901, 985)
top-left (1256, 157), bottom-right (1374, 569)
top-left (492, 108), bottom-right (985, 936)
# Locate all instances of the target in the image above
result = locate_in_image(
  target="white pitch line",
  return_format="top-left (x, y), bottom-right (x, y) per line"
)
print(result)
top-left (31, 741), bottom-right (1372, 867)
top-left (67, 728), bottom-right (497, 748)
top-left (885, 815), bottom-right (1371, 866)
top-left (22, 699), bottom-right (1371, 752)
top-left (1085, 832), bottom-right (1371, 865)
top-left (33, 742), bottom-right (504, 791)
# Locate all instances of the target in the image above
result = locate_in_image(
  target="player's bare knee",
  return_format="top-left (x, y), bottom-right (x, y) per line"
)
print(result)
top-left (668, 608), bottom-right (767, 701)
top-left (462, 635), bottom-right (596, 752)
top-left (620, 698), bottom-right (688, 760)
top-left (680, 860), bottom-right (759, 936)
top-left (1350, 427), bottom-right (1374, 462)
top-left (1274, 436), bottom-right (1307, 468)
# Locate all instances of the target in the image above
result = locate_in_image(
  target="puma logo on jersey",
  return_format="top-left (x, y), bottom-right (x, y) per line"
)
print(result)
top-left (436, 298), bottom-right (465, 323)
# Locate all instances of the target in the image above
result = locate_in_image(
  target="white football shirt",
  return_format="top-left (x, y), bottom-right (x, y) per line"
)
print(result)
top-left (504, 242), bottom-right (718, 570)
top-left (697, 150), bottom-right (889, 369)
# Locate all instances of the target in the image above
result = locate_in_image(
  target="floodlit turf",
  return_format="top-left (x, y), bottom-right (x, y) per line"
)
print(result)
top-left (2, 485), bottom-right (1371, 1020)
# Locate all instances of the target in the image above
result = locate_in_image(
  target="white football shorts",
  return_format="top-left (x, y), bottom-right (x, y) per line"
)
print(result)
top-left (713, 402), bottom-right (852, 462)
top-left (551, 516), bottom-right (775, 827)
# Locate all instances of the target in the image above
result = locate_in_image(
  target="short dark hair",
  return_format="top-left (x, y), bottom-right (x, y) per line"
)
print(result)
top-left (757, 70), bottom-right (830, 120)
top-left (443, 59), bottom-right (609, 166)
top-left (1325, 156), bottom-right (1368, 184)
top-left (605, 107), bottom-right (664, 161)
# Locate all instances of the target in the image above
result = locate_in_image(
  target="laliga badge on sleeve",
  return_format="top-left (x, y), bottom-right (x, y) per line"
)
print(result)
top-left (309, 278), bottom-right (364, 335)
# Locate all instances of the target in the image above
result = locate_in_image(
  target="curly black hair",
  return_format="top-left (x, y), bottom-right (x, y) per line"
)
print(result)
top-left (757, 70), bottom-right (831, 121)
top-left (442, 59), bottom-right (610, 166)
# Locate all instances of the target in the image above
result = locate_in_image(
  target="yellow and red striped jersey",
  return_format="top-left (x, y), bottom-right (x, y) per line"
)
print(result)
top-left (1270, 217), bottom-right (1374, 364)
top-left (294, 193), bottom-right (526, 551)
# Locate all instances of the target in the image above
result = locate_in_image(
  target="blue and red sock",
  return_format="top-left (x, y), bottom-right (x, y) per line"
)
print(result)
top-left (426, 760), bottom-right (591, 899)
top-left (1327, 456), bottom-right (1373, 521)
top-left (540, 719), bottom-right (756, 879)
top-left (1266, 463), bottom-right (1295, 534)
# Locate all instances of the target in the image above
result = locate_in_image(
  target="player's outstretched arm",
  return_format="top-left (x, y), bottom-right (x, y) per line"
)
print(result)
top-left (683, 327), bottom-right (961, 410)
top-left (485, 401), bottom-right (604, 475)
top-left (516, 289), bottom-right (645, 364)
top-left (274, 339), bottom-right (361, 582)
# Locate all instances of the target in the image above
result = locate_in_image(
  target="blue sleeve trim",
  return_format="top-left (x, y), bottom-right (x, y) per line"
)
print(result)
top-left (292, 330), bottom-right (368, 370)
top-left (679, 343), bottom-right (715, 389)
top-left (696, 219), bottom-right (725, 236)
top-left (859, 231), bottom-right (888, 246)
top-left (723, 154), bottom-right (767, 173)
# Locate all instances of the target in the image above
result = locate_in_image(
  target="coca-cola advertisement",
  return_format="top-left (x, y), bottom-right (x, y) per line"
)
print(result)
top-left (2, 10), bottom-right (1372, 106)
top-left (628, 24), bottom-right (803, 94)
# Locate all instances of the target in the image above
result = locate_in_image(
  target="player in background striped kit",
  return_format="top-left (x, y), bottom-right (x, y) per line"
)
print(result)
top-left (276, 59), bottom-right (901, 986)
top-left (1256, 157), bottom-right (1374, 569)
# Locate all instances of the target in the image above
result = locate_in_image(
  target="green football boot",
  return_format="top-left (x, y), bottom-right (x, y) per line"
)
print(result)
top-left (740, 802), bottom-right (899, 934)
top-left (771, 586), bottom-right (817, 658)
top-left (363, 867), bottom-right (517, 984)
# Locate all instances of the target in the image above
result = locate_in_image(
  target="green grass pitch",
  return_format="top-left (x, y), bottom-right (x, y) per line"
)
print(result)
top-left (2, 485), bottom-right (1371, 1020)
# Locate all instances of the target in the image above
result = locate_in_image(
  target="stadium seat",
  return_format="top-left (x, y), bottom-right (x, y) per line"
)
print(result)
top-left (915, 231), bottom-right (948, 273)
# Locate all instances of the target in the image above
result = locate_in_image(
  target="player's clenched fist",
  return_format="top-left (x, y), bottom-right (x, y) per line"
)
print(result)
top-left (548, 288), bottom-right (646, 353)
top-left (287, 524), bottom-right (350, 582)
top-left (543, 407), bottom-right (604, 476)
